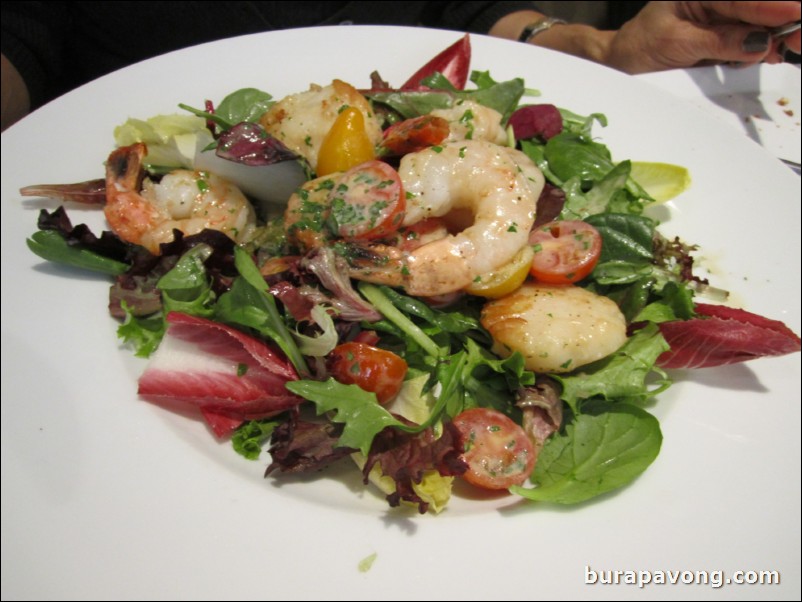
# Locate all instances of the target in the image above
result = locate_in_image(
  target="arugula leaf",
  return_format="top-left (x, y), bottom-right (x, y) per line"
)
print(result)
top-left (365, 91), bottom-right (454, 120)
top-left (467, 71), bottom-right (525, 122)
top-left (561, 162), bottom-right (637, 220)
top-left (558, 108), bottom-right (607, 138)
top-left (555, 323), bottom-right (671, 412)
top-left (286, 379), bottom-right (421, 455)
top-left (232, 419), bottom-right (279, 460)
top-left (461, 339), bottom-right (534, 414)
top-left (420, 72), bottom-right (458, 92)
top-left (367, 71), bottom-right (524, 124)
top-left (511, 402), bottom-right (662, 504)
top-left (520, 140), bottom-right (564, 185)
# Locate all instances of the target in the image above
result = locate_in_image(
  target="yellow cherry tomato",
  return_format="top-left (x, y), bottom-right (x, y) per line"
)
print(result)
top-left (316, 107), bottom-right (376, 176)
top-left (465, 245), bottom-right (534, 299)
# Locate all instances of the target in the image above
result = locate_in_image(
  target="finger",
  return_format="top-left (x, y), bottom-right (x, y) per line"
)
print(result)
top-left (685, 23), bottom-right (773, 63)
top-left (698, 1), bottom-right (801, 27)
top-left (781, 29), bottom-right (801, 54)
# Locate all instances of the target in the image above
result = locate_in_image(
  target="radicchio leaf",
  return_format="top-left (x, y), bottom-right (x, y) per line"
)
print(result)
top-left (401, 33), bottom-right (471, 91)
top-left (517, 379), bottom-right (564, 466)
top-left (138, 312), bottom-right (302, 437)
top-left (301, 248), bottom-right (382, 322)
top-left (509, 104), bottom-right (563, 142)
top-left (657, 303), bottom-right (801, 369)
top-left (37, 206), bottom-right (134, 264)
top-left (533, 182), bottom-right (566, 228)
top-left (265, 419), bottom-right (355, 475)
top-left (216, 122), bottom-right (298, 166)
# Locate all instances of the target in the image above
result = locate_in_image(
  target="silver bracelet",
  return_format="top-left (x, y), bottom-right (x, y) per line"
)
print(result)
top-left (518, 17), bottom-right (567, 44)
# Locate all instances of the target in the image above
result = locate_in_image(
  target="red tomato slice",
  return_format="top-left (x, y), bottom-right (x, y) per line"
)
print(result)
top-left (381, 115), bottom-right (450, 156)
top-left (327, 342), bottom-right (408, 404)
top-left (452, 408), bottom-right (535, 490)
top-left (327, 160), bottom-right (405, 240)
top-left (528, 220), bottom-right (602, 284)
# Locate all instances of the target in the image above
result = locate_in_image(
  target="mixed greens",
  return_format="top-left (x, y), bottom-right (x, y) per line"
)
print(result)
top-left (23, 36), bottom-right (799, 514)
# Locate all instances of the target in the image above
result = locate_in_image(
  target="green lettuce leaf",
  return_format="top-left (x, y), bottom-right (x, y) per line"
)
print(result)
top-left (232, 419), bottom-right (279, 460)
top-left (114, 113), bottom-right (213, 171)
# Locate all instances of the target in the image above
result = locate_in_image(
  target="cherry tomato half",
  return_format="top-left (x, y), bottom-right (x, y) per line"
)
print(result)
top-left (380, 115), bottom-right (450, 156)
top-left (327, 342), bottom-right (408, 404)
top-left (465, 245), bottom-right (534, 299)
top-left (327, 160), bottom-right (405, 240)
top-left (452, 408), bottom-right (535, 490)
top-left (528, 220), bottom-right (602, 285)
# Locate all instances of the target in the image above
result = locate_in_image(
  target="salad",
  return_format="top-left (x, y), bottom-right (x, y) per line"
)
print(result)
top-left (21, 35), bottom-right (801, 514)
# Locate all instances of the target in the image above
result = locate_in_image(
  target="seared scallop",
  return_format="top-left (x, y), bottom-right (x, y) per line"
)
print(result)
top-left (481, 283), bottom-right (627, 373)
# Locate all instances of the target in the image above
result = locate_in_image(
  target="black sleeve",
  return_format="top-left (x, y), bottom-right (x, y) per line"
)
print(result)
top-left (1, 2), bottom-right (70, 108)
top-left (420, 1), bottom-right (542, 34)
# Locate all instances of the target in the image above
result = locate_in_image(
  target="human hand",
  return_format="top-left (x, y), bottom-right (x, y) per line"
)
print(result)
top-left (605, 1), bottom-right (801, 73)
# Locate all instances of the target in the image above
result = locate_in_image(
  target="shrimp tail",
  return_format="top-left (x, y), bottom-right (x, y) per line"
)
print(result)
top-left (106, 143), bottom-right (147, 194)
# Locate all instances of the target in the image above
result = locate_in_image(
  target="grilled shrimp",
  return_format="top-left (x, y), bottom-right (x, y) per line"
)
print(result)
top-left (105, 143), bottom-right (257, 255)
top-left (429, 100), bottom-right (507, 145)
top-left (350, 140), bottom-right (543, 296)
top-left (260, 79), bottom-right (382, 171)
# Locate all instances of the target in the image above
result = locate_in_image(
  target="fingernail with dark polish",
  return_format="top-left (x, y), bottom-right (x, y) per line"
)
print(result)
top-left (742, 31), bottom-right (770, 53)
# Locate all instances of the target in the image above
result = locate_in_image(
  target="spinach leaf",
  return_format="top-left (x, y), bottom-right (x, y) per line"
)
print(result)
top-left (586, 213), bottom-right (655, 263)
top-left (26, 230), bottom-right (129, 276)
top-left (511, 402), bottom-right (662, 504)
top-left (544, 132), bottom-right (614, 182)
top-left (180, 88), bottom-right (274, 132)
top-left (216, 88), bottom-right (274, 125)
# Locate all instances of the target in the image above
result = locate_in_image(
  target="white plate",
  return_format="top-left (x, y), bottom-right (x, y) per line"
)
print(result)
top-left (636, 63), bottom-right (801, 165)
top-left (2, 26), bottom-right (800, 600)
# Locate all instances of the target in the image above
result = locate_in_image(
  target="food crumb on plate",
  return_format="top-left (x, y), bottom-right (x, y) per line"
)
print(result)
top-left (358, 552), bottom-right (378, 573)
